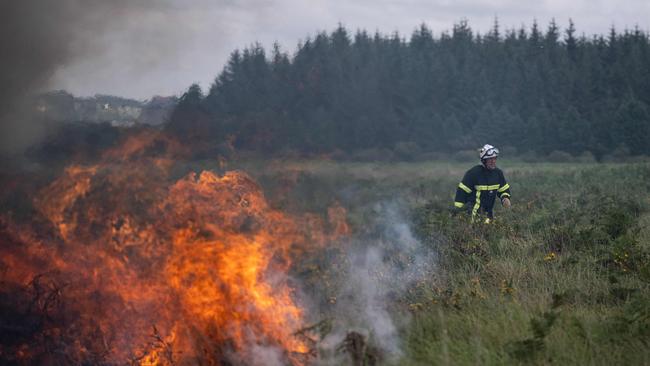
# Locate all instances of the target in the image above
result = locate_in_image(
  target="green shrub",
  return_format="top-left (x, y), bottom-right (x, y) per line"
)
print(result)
top-left (393, 141), bottom-right (421, 161)
top-left (576, 151), bottom-right (597, 163)
top-left (547, 150), bottom-right (574, 163)
top-left (452, 150), bottom-right (477, 162)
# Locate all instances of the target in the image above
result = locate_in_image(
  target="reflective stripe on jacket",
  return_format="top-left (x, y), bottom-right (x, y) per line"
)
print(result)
top-left (454, 164), bottom-right (511, 218)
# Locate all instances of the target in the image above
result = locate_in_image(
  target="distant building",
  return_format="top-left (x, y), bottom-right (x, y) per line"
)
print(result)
top-left (34, 91), bottom-right (177, 126)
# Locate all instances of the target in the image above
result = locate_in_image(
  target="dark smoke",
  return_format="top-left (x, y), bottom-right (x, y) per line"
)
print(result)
top-left (0, 1), bottom-right (156, 153)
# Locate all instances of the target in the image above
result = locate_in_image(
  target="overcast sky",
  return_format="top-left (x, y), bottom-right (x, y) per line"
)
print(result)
top-left (49, 0), bottom-right (650, 100)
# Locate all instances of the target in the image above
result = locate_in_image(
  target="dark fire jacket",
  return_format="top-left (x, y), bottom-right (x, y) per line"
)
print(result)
top-left (454, 164), bottom-right (511, 219)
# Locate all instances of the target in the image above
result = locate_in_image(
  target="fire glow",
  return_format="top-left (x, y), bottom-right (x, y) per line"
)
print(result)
top-left (0, 132), bottom-right (348, 365)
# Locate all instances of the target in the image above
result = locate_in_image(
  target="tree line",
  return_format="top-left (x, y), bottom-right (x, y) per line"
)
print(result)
top-left (166, 20), bottom-right (650, 159)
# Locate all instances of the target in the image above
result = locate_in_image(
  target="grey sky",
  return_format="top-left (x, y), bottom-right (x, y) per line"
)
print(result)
top-left (50, 0), bottom-right (650, 100)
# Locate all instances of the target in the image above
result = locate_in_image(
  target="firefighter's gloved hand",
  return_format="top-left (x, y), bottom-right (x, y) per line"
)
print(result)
top-left (451, 203), bottom-right (465, 216)
top-left (501, 197), bottom-right (511, 208)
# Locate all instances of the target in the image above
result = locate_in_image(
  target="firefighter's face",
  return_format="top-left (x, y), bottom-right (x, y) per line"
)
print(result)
top-left (484, 157), bottom-right (497, 170)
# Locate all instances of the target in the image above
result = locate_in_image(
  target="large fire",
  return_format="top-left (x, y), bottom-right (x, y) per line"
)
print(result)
top-left (0, 131), bottom-right (348, 365)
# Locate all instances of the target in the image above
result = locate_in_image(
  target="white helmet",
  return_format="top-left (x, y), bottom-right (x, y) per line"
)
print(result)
top-left (479, 144), bottom-right (499, 161)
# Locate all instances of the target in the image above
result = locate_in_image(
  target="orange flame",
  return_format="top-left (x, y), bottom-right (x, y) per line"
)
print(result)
top-left (0, 131), bottom-right (346, 365)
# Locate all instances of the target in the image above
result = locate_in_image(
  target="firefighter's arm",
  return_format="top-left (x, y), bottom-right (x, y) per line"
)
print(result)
top-left (454, 171), bottom-right (474, 209)
top-left (497, 171), bottom-right (511, 207)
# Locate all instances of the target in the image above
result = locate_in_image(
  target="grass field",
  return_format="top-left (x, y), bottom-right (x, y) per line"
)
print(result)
top-left (5, 156), bottom-right (646, 365)
top-left (232, 159), bottom-right (650, 365)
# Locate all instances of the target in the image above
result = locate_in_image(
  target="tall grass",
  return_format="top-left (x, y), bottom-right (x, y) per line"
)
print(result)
top-left (236, 159), bottom-right (650, 365)
top-left (407, 162), bottom-right (650, 365)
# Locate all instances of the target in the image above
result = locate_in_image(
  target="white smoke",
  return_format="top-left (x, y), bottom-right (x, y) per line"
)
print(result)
top-left (246, 343), bottom-right (285, 366)
top-left (319, 201), bottom-right (439, 363)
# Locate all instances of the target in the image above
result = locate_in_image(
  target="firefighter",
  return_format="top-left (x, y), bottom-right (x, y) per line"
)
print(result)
top-left (454, 144), bottom-right (511, 222)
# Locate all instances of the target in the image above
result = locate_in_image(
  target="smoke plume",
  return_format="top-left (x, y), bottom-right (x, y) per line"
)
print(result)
top-left (323, 201), bottom-right (439, 362)
top-left (0, 1), bottom-right (161, 153)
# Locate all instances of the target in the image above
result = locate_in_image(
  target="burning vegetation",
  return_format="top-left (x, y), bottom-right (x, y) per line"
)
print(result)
top-left (0, 131), bottom-right (349, 365)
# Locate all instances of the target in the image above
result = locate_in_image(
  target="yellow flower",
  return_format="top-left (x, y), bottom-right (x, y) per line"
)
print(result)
top-left (500, 279), bottom-right (515, 295)
top-left (544, 252), bottom-right (557, 261)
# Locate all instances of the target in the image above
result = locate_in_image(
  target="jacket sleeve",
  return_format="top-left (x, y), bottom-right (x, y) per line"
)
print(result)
top-left (454, 169), bottom-right (474, 208)
top-left (497, 170), bottom-right (511, 201)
